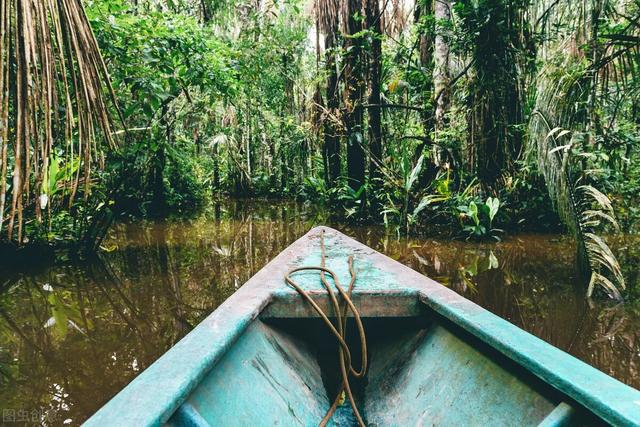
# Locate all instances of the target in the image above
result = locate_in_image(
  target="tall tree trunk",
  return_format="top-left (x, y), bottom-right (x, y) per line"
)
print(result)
top-left (200, 0), bottom-right (211, 23)
top-left (314, 15), bottom-right (325, 162)
top-left (280, 119), bottom-right (287, 191)
top-left (268, 136), bottom-right (277, 189)
top-left (246, 106), bottom-right (252, 184)
top-left (465, 0), bottom-right (524, 189)
top-left (213, 140), bottom-right (220, 191)
top-left (414, 0), bottom-right (438, 186)
top-left (414, 0), bottom-right (434, 148)
top-left (151, 138), bottom-right (166, 215)
top-left (433, 0), bottom-right (451, 141)
top-left (323, 28), bottom-right (341, 187)
top-left (151, 104), bottom-right (169, 216)
top-left (366, 0), bottom-right (383, 187)
top-left (194, 126), bottom-right (201, 154)
top-left (343, 0), bottom-right (366, 191)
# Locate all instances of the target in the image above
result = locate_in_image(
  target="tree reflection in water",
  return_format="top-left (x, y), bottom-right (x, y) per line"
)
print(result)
top-left (0, 200), bottom-right (638, 425)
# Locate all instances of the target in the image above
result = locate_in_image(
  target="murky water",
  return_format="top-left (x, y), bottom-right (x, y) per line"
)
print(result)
top-left (1, 199), bottom-right (638, 425)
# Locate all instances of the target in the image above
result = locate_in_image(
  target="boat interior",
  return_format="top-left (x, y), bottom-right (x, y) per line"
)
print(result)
top-left (166, 295), bottom-right (605, 427)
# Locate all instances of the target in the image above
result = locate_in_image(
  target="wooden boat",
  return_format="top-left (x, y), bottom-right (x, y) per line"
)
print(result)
top-left (86, 227), bottom-right (640, 427)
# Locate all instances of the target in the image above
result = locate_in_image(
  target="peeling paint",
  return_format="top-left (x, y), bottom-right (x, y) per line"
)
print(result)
top-left (85, 227), bottom-right (640, 427)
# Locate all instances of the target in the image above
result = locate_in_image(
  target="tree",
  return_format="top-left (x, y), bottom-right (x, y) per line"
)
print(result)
top-left (528, 0), bottom-right (635, 298)
top-left (413, 0), bottom-right (436, 184)
top-left (433, 0), bottom-right (451, 140)
top-left (457, 0), bottom-right (525, 188)
top-left (366, 0), bottom-right (383, 186)
top-left (316, 0), bottom-right (342, 188)
top-left (342, 0), bottom-right (366, 191)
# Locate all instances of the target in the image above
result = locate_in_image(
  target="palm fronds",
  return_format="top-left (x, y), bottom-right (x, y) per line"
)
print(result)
top-left (530, 112), bottom-right (625, 298)
top-left (528, 3), bottom-right (627, 298)
top-left (0, 0), bottom-right (120, 242)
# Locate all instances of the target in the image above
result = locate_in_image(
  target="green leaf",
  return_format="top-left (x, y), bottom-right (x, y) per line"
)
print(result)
top-left (468, 201), bottom-right (479, 226)
top-left (485, 197), bottom-right (500, 223)
top-left (48, 154), bottom-right (60, 195)
top-left (413, 194), bottom-right (448, 216)
top-left (545, 126), bottom-right (563, 139)
top-left (405, 155), bottom-right (424, 192)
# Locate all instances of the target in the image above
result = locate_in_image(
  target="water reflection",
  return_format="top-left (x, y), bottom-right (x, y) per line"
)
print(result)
top-left (384, 235), bottom-right (640, 392)
top-left (0, 199), bottom-right (638, 425)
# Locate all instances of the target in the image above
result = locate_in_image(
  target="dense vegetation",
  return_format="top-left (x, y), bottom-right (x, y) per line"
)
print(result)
top-left (0, 0), bottom-right (638, 299)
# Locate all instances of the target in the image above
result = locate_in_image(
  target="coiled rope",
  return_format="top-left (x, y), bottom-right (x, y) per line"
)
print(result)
top-left (284, 230), bottom-right (368, 427)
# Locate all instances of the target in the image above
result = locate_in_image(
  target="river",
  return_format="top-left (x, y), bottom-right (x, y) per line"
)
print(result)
top-left (0, 199), bottom-right (638, 425)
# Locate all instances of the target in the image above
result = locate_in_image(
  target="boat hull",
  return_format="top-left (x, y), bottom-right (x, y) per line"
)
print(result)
top-left (85, 227), bottom-right (640, 427)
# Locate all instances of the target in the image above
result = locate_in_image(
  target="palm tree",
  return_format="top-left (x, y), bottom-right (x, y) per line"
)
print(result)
top-left (528, 0), bottom-right (636, 299)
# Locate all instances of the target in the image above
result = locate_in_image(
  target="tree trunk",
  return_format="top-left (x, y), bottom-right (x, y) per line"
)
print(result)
top-left (323, 29), bottom-right (341, 187)
top-left (366, 0), bottom-right (383, 186)
top-left (414, 0), bottom-right (438, 187)
top-left (194, 126), bottom-right (201, 154)
top-left (280, 152), bottom-right (287, 191)
top-left (151, 138), bottom-right (166, 215)
top-left (151, 104), bottom-right (169, 216)
top-left (200, 0), bottom-right (211, 23)
top-left (433, 0), bottom-right (451, 139)
top-left (213, 140), bottom-right (220, 191)
top-left (466, 0), bottom-right (524, 189)
top-left (280, 118), bottom-right (287, 191)
top-left (343, 0), bottom-right (366, 191)
top-left (416, 0), bottom-right (434, 136)
top-left (414, 0), bottom-right (434, 166)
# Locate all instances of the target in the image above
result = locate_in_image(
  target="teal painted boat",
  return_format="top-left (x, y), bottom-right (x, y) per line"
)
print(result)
top-left (86, 227), bottom-right (640, 427)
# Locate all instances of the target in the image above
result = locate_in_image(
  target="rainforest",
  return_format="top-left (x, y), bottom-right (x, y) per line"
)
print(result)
top-left (0, 0), bottom-right (639, 424)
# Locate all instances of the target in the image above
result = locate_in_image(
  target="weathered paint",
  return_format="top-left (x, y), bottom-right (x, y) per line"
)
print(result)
top-left (85, 227), bottom-right (640, 427)
top-left (262, 291), bottom-right (423, 318)
top-left (167, 320), bottom-right (330, 426)
top-left (365, 321), bottom-right (557, 426)
top-left (168, 403), bottom-right (209, 427)
top-left (537, 403), bottom-right (578, 427)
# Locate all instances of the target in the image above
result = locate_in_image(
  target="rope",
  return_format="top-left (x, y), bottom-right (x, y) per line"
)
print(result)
top-left (284, 230), bottom-right (368, 427)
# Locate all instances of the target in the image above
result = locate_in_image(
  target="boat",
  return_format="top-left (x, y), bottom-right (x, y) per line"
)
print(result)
top-left (85, 226), bottom-right (640, 427)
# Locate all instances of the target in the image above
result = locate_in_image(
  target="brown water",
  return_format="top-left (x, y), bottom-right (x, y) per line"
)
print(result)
top-left (1, 199), bottom-right (639, 425)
